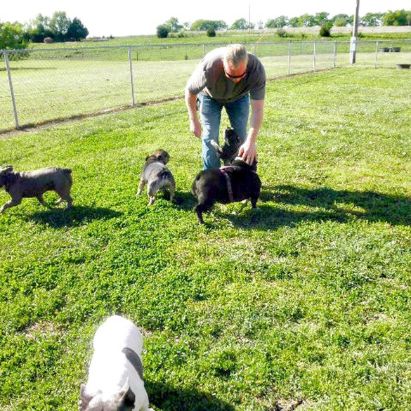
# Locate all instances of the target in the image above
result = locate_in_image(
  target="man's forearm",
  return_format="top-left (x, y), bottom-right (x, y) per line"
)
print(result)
top-left (185, 89), bottom-right (198, 121)
top-left (247, 99), bottom-right (264, 143)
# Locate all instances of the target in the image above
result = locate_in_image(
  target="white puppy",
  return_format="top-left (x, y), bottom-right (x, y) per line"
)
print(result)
top-left (80, 315), bottom-right (153, 411)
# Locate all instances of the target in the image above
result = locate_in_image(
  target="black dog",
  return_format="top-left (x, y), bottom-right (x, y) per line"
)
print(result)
top-left (192, 158), bottom-right (261, 224)
top-left (210, 128), bottom-right (242, 165)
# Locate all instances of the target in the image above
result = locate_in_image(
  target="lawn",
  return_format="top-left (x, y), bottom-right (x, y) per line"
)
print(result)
top-left (0, 67), bottom-right (410, 410)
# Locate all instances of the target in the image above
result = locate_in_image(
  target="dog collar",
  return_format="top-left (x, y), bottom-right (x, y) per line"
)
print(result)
top-left (220, 167), bottom-right (234, 202)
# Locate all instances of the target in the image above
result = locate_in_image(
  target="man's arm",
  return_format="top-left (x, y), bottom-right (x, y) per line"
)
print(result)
top-left (239, 99), bottom-right (264, 165)
top-left (185, 88), bottom-right (202, 138)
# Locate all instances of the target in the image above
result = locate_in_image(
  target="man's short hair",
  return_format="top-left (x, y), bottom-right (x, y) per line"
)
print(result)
top-left (224, 44), bottom-right (248, 67)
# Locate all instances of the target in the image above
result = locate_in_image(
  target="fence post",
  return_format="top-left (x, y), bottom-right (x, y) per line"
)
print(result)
top-left (333, 41), bottom-right (337, 68)
top-left (313, 41), bottom-right (316, 72)
top-left (288, 40), bottom-right (291, 75)
top-left (375, 41), bottom-right (379, 69)
top-left (128, 47), bottom-right (136, 106)
top-left (3, 50), bottom-right (20, 129)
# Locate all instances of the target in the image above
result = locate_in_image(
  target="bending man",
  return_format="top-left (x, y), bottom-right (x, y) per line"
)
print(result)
top-left (185, 44), bottom-right (266, 169)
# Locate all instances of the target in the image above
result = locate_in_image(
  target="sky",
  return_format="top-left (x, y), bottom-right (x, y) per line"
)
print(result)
top-left (2, 0), bottom-right (410, 37)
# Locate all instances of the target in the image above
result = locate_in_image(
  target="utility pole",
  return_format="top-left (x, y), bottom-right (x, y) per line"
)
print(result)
top-left (350, 0), bottom-right (360, 64)
top-left (248, 3), bottom-right (251, 34)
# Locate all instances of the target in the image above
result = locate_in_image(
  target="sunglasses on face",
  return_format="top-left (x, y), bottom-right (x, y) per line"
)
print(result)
top-left (224, 70), bottom-right (247, 79)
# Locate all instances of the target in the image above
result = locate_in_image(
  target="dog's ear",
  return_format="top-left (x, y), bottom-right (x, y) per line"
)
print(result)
top-left (119, 387), bottom-right (136, 408)
top-left (145, 155), bottom-right (150, 161)
top-left (79, 384), bottom-right (93, 411)
top-left (117, 379), bottom-right (135, 409)
top-left (0, 166), bottom-right (13, 175)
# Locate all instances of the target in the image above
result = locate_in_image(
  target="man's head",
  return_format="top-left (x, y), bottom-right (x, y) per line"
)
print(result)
top-left (223, 44), bottom-right (248, 83)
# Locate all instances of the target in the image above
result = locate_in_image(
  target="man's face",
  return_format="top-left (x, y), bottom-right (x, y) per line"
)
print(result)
top-left (223, 60), bottom-right (247, 83)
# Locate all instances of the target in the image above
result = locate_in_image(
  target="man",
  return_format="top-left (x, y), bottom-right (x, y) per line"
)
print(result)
top-left (185, 44), bottom-right (266, 169)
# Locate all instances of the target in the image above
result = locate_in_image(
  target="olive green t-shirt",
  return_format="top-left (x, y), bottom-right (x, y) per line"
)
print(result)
top-left (186, 47), bottom-right (266, 104)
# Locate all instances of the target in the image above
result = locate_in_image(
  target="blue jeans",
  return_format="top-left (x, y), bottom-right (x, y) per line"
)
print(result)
top-left (198, 93), bottom-right (250, 170)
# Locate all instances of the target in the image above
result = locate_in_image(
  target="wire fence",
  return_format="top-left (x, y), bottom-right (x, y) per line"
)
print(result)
top-left (1, 39), bottom-right (410, 132)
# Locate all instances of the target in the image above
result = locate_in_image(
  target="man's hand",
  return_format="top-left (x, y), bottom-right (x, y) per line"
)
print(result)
top-left (238, 139), bottom-right (257, 165)
top-left (190, 117), bottom-right (202, 138)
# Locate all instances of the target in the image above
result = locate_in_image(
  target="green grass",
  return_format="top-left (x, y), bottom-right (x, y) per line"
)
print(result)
top-left (0, 67), bottom-right (410, 410)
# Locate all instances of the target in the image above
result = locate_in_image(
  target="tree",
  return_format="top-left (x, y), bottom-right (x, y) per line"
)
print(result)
top-left (0, 21), bottom-right (28, 50)
top-left (156, 25), bottom-right (169, 38)
top-left (298, 14), bottom-right (316, 27)
top-left (164, 17), bottom-right (182, 33)
top-left (314, 12), bottom-right (330, 26)
top-left (230, 18), bottom-right (248, 30)
top-left (265, 16), bottom-right (288, 28)
top-left (361, 12), bottom-right (384, 27)
top-left (27, 14), bottom-right (53, 42)
top-left (49, 11), bottom-right (71, 41)
top-left (190, 20), bottom-right (227, 31)
top-left (383, 9), bottom-right (410, 26)
top-left (332, 14), bottom-right (350, 27)
top-left (66, 17), bottom-right (88, 41)
top-left (288, 17), bottom-right (300, 27)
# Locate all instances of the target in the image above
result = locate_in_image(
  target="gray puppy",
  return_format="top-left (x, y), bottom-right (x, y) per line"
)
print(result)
top-left (0, 165), bottom-right (73, 213)
top-left (137, 149), bottom-right (175, 205)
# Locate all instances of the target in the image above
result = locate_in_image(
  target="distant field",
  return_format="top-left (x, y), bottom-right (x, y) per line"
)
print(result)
top-left (27, 29), bottom-right (411, 50)
top-left (2, 40), bottom-right (410, 131)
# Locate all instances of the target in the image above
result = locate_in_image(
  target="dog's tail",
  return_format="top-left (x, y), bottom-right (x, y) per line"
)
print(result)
top-left (159, 169), bottom-right (171, 180)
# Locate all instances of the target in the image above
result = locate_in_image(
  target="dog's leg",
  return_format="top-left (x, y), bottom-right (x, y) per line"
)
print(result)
top-left (210, 140), bottom-right (223, 155)
top-left (36, 194), bottom-right (48, 208)
top-left (167, 181), bottom-right (176, 203)
top-left (250, 197), bottom-right (258, 208)
top-left (56, 190), bottom-right (73, 208)
top-left (0, 197), bottom-right (22, 213)
top-left (237, 199), bottom-right (249, 213)
top-left (136, 178), bottom-right (145, 197)
top-left (195, 205), bottom-right (205, 224)
top-left (147, 182), bottom-right (159, 206)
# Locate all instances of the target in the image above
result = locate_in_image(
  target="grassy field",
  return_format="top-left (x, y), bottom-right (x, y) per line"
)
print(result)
top-left (0, 67), bottom-right (410, 410)
top-left (28, 30), bottom-right (411, 49)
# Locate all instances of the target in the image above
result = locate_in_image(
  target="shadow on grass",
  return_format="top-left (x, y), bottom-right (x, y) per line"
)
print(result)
top-left (220, 185), bottom-right (411, 230)
top-left (27, 205), bottom-right (122, 228)
top-left (173, 190), bottom-right (197, 211)
top-left (147, 380), bottom-right (234, 411)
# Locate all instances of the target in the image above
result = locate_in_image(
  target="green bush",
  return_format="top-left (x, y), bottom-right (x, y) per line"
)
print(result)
top-left (276, 28), bottom-right (288, 38)
top-left (156, 25), bottom-right (169, 39)
top-left (206, 28), bottom-right (216, 37)
top-left (320, 22), bottom-right (333, 37)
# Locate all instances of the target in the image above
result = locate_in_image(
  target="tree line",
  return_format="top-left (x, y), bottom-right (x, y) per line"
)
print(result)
top-left (157, 10), bottom-right (411, 37)
top-left (0, 11), bottom-right (88, 50)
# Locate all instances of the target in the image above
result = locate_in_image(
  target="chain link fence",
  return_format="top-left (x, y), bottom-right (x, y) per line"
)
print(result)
top-left (1, 40), bottom-right (410, 132)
